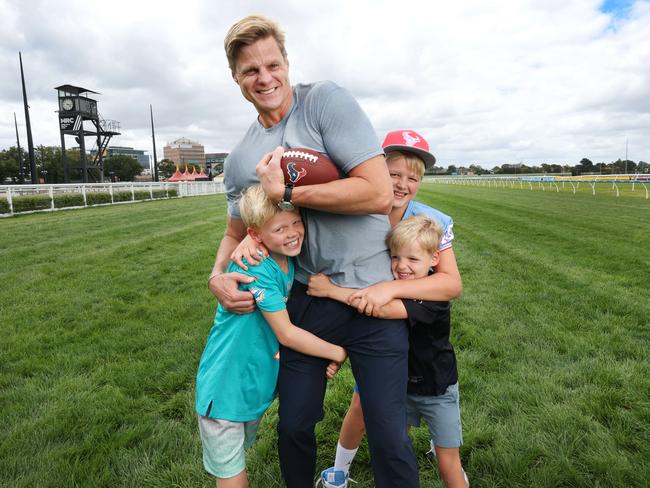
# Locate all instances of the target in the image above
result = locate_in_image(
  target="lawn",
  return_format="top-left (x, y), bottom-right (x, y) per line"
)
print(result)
top-left (1, 187), bottom-right (648, 487)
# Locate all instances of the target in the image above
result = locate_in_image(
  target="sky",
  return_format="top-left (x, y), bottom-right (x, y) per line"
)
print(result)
top-left (1, 0), bottom-right (649, 169)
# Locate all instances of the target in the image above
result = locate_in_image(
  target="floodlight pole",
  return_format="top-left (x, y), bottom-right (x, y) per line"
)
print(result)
top-left (14, 112), bottom-right (25, 183)
top-left (150, 104), bottom-right (159, 182)
top-left (625, 138), bottom-right (628, 174)
top-left (19, 52), bottom-right (37, 184)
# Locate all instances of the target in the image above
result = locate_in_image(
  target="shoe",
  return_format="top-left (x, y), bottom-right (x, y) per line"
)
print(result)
top-left (425, 439), bottom-right (437, 459)
top-left (316, 467), bottom-right (349, 487)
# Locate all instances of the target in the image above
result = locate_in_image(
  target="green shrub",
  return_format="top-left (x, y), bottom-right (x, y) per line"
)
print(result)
top-left (167, 188), bottom-right (178, 197)
top-left (12, 195), bottom-right (51, 212)
top-left (113, 191), bottom-right (133, 203)
top-left (86, 192), bottom-right (112, 205)
top-left (54, 193), bottom-right (84, 209)
top-left (133, 191), bottom-right (152, 200)
top-left (0, 198), bottom-right (9, 214)
top-left (151, 190), bottom-right (167, 199)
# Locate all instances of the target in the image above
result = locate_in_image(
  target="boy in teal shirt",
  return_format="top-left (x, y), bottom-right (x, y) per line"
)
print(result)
top-left (196, 185), bottom-right (347, 487)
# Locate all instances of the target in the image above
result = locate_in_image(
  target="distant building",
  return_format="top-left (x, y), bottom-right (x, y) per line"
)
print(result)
top-left (205, 152), bottom-right (228, 175)
top-left (91, 146), bottom-right (150, 169)
top-left (164, 137), bottom-right (206, 168)
top-left (106, 146), bottom-right (150, 169)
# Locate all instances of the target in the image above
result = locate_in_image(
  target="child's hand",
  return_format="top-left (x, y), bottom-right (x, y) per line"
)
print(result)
top-left (326, 361), bottom-right (340, 379)
top-left (230, 235), bottom-right (269, 270)
top-left (307, 273), bottom-right (333, 298)
top-left (326, 351), bottom-right (346, 380)
top-left (348, 281), bottom-right (395, 316)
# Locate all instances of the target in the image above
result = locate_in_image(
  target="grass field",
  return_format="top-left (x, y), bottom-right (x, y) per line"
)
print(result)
top-left (1, 186), bottom-right (648, 487)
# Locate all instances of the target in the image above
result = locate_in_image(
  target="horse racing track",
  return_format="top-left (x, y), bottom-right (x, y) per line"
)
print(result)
top-left (1, 186), bottom-right (648, 487)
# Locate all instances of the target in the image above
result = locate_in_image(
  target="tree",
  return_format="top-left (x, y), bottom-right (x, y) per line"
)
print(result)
top-left (158, 158), bottom-right (177, 179)
top-left (579, 158), bottom-right (594, 172)
top-left (446, 165), bottom-right (457, 175)
top-left (468, 164), bottom-right (487, 175)
top-left (0, 147), bottom-right (24, 183)
top-left (104, 155), bottom-right (143, 181)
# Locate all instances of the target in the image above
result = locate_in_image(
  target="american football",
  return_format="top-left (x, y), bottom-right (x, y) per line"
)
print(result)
top-left (280, 148), bottom-right (340, 186)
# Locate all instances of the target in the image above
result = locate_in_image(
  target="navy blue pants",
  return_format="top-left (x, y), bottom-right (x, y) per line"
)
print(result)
top-left (277, 283), bottom-right (420, 488)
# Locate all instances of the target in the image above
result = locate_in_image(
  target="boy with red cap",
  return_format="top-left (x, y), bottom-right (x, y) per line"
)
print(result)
top-left (309, 130), bottom-right (468, 488)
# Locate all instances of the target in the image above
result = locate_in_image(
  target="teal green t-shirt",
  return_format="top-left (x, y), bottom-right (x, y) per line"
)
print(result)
top-left (195, 257), bottom-right (293, 422)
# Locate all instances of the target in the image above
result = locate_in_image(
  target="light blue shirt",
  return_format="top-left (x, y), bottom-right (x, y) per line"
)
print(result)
top-left (402, 200), bottom-right (454, 251)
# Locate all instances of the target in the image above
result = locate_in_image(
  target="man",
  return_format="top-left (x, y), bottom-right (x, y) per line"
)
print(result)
top-left (209, 15), bottom-right (419, 488)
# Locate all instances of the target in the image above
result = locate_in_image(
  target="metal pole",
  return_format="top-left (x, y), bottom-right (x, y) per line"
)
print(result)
top-left (625, 138), bottom-right (628, 174)
top-left (150, 104), bottom-right (159, 182)
top-left (61, 130), bottom-right (69, 183)
top-left (79, 125), bottom-right (88, 183)
top-left (19, 52), bottom-right (37, 184)
top-left (14, 112), bottom-right (24, 183)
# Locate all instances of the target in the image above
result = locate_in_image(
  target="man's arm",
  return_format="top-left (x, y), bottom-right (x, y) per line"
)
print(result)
top-left (261, 309), bottom-right (347, 362)
top-left (208, 216), bottom-right (257, 313)
top-left (256, 147), bottom-right (393, 215)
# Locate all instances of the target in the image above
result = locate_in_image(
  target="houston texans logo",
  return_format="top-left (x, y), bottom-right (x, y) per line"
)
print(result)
top-left (287, 162), bottom-right (307, 184)
top-left (402, 131), bottom-right (421, 146)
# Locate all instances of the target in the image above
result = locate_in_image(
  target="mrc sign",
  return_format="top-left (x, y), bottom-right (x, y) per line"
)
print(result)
top-left (59, 115), bottom-right (82, 132)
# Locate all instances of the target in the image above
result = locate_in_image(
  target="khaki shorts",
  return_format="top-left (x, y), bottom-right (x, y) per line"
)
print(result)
top-left (197, 415), bottom-right (261, 478)
top-left (406, 382), bottom-right (463, 448)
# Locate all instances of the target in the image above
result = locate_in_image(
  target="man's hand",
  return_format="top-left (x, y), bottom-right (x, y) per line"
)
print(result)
top-left (307, 273), bottom-right (335, 298)
top-left (209, 272), bottom-right (257, 314)
top-left (256, 146), bottom-right (285, 203)
top-left (230, 234), bottom-right (269, 270)
top-left (348, 281), bottom-right (395, 317)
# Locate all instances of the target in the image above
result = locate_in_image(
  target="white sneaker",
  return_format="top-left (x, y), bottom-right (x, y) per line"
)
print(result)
top-left (316, 467), bottom-right (349, 488)
top-left (425, 439), bottom-right (437, 459)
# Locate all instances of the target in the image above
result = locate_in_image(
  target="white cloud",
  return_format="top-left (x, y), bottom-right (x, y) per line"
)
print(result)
top-left (1, 0), bottom-right (649, 167)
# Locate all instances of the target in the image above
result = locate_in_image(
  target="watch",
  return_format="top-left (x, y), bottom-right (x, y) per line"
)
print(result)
top-left (277, 184), bottom-right (294, 211)
top-left (61, 98), bottom-right (74, 111)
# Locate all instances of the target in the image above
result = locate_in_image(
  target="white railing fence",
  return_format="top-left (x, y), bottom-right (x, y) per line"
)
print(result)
top-left (423, 174), bottom-right (649, 199)
top-left (0, 181), bottom-right (226, 217)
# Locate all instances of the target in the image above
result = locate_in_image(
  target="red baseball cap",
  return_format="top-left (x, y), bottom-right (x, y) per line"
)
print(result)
top-left (382, 129), bottom-right (436, 169)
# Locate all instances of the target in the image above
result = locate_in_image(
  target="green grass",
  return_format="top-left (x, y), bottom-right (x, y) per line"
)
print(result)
top-left (1, 187), bottom-right (648, 487)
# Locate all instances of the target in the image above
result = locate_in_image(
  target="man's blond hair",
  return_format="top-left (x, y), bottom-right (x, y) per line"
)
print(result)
top-left (224, 15), bottom-right (287, 76)
top-left (387, 215), bottom-right (442, 255)
top-left (385, 151), bottom-right (426, 179)
top-left (239, 184), bottom-right (292, 230)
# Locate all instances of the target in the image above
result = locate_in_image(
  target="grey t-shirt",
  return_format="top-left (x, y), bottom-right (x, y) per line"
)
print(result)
top-left (224, 81), bottom-right (392, 288)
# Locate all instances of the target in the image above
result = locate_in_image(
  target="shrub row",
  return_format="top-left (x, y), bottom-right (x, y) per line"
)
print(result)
top-left (0, 188), bottom-right (178, 214)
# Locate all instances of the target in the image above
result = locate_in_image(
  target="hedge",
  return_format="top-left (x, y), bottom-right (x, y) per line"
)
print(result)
top-left (54, 194), bottom-right (84, 208)
top-left (113, 191), bottom-right (134, 203)
top-left (1, 188), bottom-right (179, 215)
top-left (12, 195), bottom-right (52, 213)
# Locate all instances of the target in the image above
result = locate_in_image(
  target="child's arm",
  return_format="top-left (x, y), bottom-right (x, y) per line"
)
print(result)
top-left (307, 273), bottom-right (408, 320)
top-left (348, 248), bottom-right (462, 313)
top-left (261, 309), bottom-right (347, 363)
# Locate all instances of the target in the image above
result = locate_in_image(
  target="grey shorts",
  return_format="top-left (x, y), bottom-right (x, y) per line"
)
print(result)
top-left (406, 382), bottom-right (463, 448)
top-left (197, 415), bottom-right (261, 478)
